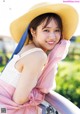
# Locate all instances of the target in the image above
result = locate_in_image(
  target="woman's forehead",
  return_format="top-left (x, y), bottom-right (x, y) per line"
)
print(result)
top-left (39, 18), bottom-right (59, 28)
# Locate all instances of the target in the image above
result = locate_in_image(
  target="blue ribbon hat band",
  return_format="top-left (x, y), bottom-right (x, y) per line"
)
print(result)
top-left (11, 26), bottom-right (29, 59)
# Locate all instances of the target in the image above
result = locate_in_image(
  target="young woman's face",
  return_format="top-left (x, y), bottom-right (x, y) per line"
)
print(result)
top-left (31, 19), bottom-right (61, 52)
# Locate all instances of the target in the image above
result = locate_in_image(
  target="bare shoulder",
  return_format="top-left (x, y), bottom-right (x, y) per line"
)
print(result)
top-left (20, 49), bottom-right (48, 78)
top-left (34, 49), bottom-right (48, 62)
top-left (22, 49), bottom-right (48, 65)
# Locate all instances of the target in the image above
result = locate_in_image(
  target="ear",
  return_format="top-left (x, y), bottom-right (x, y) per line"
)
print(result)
top-left (30, 28), bottom-right (36, 37)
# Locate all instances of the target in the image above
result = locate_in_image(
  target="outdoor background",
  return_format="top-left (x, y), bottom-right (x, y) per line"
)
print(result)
top-left (0, 0), bottom-right (80, 109)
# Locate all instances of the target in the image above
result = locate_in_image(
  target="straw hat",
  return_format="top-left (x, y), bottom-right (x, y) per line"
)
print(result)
top-left (10, 3), bottom-right (78, 43)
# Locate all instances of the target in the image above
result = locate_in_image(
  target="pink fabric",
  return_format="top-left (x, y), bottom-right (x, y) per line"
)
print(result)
top-left (0, 39), bottom-right (70, 114)
top-left (36, 39), bottom-right (70, 93)
top-left (0, 80), bottom-right (44, 114)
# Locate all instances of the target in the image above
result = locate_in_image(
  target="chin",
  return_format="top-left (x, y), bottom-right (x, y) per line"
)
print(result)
top-left (47, 46), bottom-right (55, 51)
top-left (42, 46), bottom-right (55, 52)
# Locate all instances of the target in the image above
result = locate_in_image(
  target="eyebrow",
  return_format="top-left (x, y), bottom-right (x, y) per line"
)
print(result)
top-left (42, 26), bottom-right (60, 29)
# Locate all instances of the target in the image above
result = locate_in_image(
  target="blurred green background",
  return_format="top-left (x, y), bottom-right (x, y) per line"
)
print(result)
top-left (0, 35), bottom-right (80, 108)
top-left (55, 36), bottom-right (80, 108)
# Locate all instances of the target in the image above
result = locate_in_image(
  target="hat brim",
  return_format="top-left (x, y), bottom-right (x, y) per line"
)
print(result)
top-left (10, 3), bottom-right (78, 43)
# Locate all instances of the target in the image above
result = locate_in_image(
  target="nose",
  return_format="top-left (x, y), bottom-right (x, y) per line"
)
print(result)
top-left (49, 33), bottom-right (56, 41)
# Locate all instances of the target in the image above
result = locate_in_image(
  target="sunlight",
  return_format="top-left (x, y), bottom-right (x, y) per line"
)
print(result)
top-left (0, 0), bottom-right (80, 36)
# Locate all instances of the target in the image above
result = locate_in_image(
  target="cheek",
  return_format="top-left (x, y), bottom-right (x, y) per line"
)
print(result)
top-left (57, 33), bottom-right (61, 39)
top-left (37, 32), bottom-right (46, 40)
top-left (56, 34), bottom-right (61, 43)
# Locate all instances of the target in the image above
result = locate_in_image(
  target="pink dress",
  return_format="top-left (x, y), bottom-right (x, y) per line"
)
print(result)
top-left (0, 39), bottom-right (70, 114)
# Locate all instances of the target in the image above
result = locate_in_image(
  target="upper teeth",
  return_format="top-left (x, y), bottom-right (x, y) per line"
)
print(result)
top-left (48, 42), bottom-right (54, 44)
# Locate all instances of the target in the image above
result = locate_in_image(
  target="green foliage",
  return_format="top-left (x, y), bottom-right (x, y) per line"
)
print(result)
top-left (0, 65), bottom-right (4, 72)
top-left (0, 52), bottom-right (9, 66)
top-left (55, 60), bottom-right (80, 108)
top-left (76, 36), bottom-right (80, 43)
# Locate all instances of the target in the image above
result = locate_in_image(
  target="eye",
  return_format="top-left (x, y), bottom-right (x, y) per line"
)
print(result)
top-left (55, 29), bottom-right (61, 32)
top-left (43, 29), bottom-right (49, 32)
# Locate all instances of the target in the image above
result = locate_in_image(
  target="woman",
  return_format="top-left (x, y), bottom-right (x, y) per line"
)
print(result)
top-left (0, 2), bottom-right (78, 114)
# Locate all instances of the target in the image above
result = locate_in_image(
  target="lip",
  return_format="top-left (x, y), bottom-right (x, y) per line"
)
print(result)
top-left (47, 41), bottom-right (55, 45)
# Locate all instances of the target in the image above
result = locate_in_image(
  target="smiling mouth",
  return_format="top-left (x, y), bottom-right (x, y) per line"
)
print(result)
top-left (47, 41), bottom-right (55, 45)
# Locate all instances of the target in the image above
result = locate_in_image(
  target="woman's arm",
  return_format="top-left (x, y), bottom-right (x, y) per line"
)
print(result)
top-left (12, 51), bottom-right (47, 104)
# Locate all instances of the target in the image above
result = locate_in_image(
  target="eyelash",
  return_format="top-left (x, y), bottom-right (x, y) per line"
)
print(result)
top-left (55, 29), bottom-right (61, 32)
top-left (43, 29), bottom-right (61, 32)
top-left (43, 30), bottom-right (49, 32)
